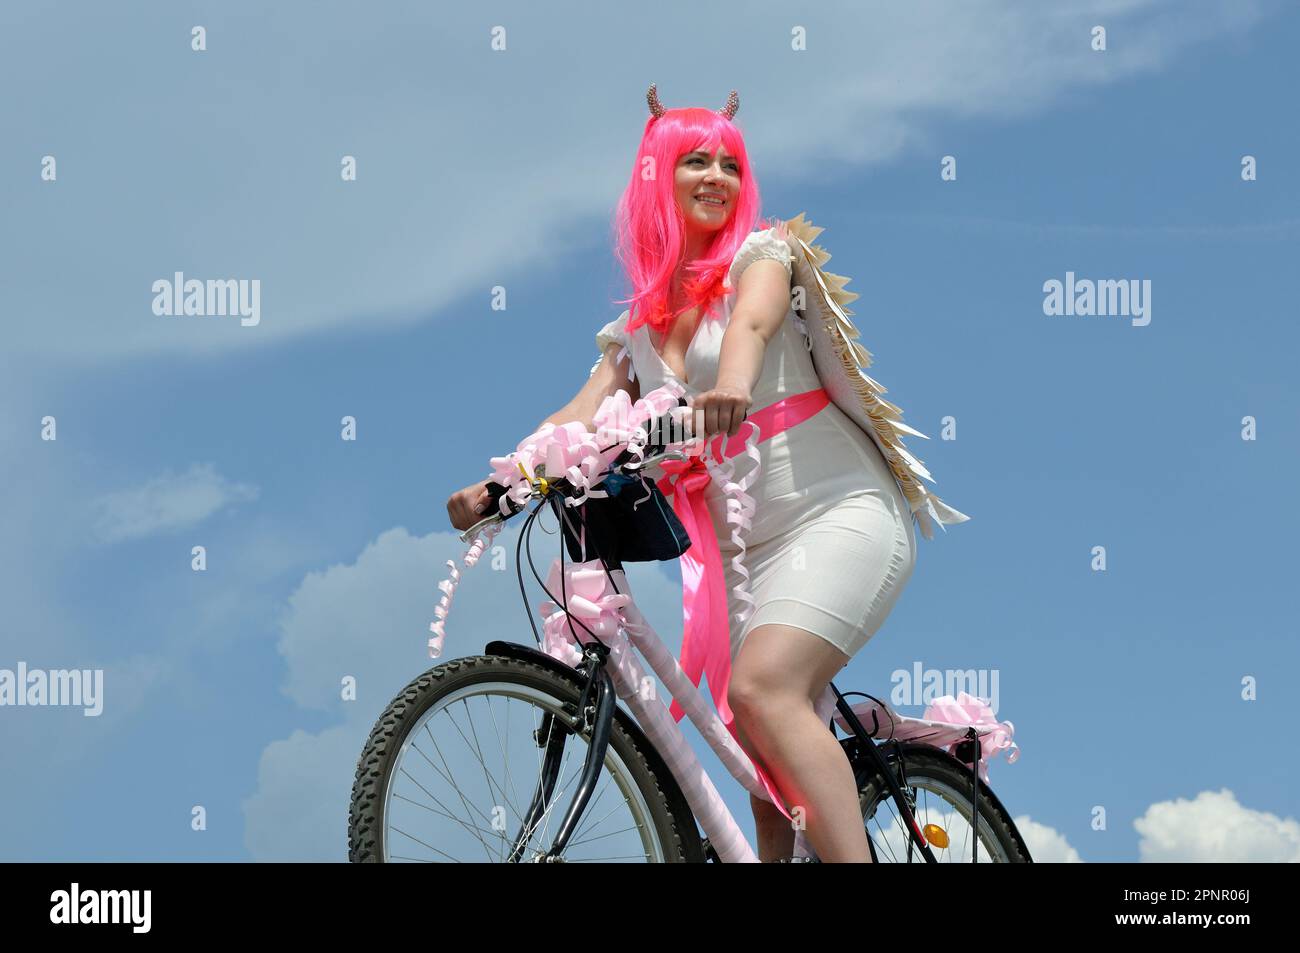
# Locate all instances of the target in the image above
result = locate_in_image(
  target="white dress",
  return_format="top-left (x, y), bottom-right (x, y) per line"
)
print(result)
top-left (594, 227), bottom-right (917, 662)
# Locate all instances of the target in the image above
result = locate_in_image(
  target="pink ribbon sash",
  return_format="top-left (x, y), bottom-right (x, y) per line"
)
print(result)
top-left (655, 386), bottom-right (830, 820)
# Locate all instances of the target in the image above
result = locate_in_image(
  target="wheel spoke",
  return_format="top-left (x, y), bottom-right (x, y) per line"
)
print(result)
top-left (397, 756), bottom-right (499, 861)
top-left (861, 760), bottom-right (1010, 863)
top-left (415, 716), bottom-right (503, 861)
top-left (448, 698), bottom-right (525, 829)
top-left (388, 825), bottom-right (466, 862)
top-left (363, 674), bottom-right (669, 863)
top-left (569, 780), bottom-right (628, 847)
top-left (484, 694), bottom-right (524, 826)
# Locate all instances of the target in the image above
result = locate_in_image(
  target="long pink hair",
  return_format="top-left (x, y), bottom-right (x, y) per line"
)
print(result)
top-left (612, 106), bottom-right (776, 338)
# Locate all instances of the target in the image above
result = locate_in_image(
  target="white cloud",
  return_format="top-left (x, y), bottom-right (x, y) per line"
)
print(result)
top-left (244, 522), bottom-right (684, 861)
top-left (1013, 791), bottom-right (1300, 863)
top-left (90, 462), bottom-right (259, 543)
top-left (242, 724), bottom-right (362, 863)
top-left (1134, 789), bottom-right (1300, 862)
top-left (1014, 815), bottom-right (1085, 862)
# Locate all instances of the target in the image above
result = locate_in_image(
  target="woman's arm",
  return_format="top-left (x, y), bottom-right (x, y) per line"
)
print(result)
top-left (694, 258), bottom-right (792, 437)
top-left (535, 343), bottom-right (640, 433)
top-left (449, 346), bottom-right (636, 531)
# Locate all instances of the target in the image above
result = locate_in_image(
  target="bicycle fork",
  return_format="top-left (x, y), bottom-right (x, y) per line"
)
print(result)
top-left (508, 642), bottom-right (615, 862)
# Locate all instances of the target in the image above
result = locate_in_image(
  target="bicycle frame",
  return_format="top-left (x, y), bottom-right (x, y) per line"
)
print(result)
top-left (494, 566), bottom-right (943, 864)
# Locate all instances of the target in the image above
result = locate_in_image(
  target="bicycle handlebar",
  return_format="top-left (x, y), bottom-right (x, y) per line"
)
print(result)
top-left (456, 399), bottom-right (694, 543)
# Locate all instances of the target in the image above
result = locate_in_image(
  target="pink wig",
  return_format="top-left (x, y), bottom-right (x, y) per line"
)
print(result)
top-left (612, 106), bottom-right (776, 338)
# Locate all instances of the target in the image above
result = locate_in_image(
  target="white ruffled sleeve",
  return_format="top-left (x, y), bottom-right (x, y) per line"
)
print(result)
top-left (727, 226), bottom-right (794, 290)
top-left (595, 309), bottom-right (630, 354)
top-left (589, 309), bottom-right (635, 379)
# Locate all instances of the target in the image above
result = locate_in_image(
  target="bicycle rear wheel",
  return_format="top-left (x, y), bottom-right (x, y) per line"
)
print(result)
top-left (348, 654), bottom-right (700, 862)
top-left (858, 747), bottom-right (1031, 862)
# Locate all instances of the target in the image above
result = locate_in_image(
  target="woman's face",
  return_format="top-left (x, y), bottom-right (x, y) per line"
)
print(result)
top-left (674, 145), bottom-right (740, 232)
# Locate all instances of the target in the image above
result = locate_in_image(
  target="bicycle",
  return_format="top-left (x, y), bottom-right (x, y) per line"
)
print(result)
top-left (348, 385), bottom-right (1031, 863)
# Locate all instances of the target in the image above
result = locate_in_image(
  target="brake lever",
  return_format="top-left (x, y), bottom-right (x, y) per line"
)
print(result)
top-left (458, 512), bottom-right (505, 543)
top-left (629, 448), bottom-right (687, 470)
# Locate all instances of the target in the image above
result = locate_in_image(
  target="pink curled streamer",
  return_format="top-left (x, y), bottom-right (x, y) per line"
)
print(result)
top-left (700, 421), bottom-right (762, 627)
top-left (428, 520), bottom-right (502, 658)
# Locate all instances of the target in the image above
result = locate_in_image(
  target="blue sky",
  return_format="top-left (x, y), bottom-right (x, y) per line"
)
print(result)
top-left (2, 0), bottom-right (1297, 862)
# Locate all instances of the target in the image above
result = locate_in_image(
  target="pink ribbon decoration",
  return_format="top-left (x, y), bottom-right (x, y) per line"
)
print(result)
top-left (922, 691), bottom-right (1020, 783)
top-left (487, 419), bottom-right (622, 513)
top-left (432, 383), bottom-right (688, 656)
top-left (536, 557), bottom-right (632, 668)
top-left (657, 386), bottom-right (831, 820)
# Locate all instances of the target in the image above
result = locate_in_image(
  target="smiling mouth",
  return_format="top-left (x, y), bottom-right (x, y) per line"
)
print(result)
top-left (694, 195), bottom-right (727, 206)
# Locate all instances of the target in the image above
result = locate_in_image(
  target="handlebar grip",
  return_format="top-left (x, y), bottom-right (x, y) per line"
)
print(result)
top-left (604, 397), bottom-right (694, 470)
top-left (645, 396), bottom-right (693, 446)
top-left (483, 480), bottom-right (522, 517)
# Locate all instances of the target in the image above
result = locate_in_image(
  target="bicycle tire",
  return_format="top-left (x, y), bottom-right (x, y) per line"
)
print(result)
top-left (348, 653), bottom-right (703, 863)
top-left (856, 745), bottom-right (1031, 863)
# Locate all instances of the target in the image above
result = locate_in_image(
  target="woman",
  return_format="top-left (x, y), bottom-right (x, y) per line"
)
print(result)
top-left (448, 87), bottom-right (927, 863)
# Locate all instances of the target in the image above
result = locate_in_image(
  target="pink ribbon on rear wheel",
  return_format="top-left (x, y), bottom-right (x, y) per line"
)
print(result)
top-left (656, 386), bottom-right (830, 821)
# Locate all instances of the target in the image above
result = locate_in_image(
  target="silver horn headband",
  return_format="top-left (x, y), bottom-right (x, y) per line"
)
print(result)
top-left (646, 83), bottom-right (739, 120)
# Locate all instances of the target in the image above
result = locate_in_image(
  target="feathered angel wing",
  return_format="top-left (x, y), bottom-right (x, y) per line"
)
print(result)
top-left (780, 212), bottom-right (971, 541)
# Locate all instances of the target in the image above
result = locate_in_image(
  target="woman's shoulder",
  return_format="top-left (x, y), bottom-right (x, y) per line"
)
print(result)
top-left (726, 222), bottom-right (795, 290)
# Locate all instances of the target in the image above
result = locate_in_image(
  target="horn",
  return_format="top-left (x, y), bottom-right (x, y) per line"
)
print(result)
top-left (646, 83), bottom-right (667, 118)
top-left (718, 90), bottom-right (739, 120)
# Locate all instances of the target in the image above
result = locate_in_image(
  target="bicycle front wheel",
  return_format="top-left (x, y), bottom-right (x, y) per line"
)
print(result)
top-left (348, 653), bottom-right (700, 863)
top-left (858, 746), bottom-right (1031, 862)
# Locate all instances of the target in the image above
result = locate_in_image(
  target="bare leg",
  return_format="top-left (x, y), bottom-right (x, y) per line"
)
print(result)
top-left (728, 623), bottom-right (873, 863)
top-left (750, 791), bottom-right (796, 862)
top-left (736, 714), bottom-right (796, 861)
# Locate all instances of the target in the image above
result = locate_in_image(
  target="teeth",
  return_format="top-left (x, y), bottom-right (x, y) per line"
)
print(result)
top-left (696, 196), bottom-right (725, 205)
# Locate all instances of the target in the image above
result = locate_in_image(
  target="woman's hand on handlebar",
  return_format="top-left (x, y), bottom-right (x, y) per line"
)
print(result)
top-left (687, 385), bottom-right (752, 438)
top-left (446, 480), bottom-right (493, 532)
